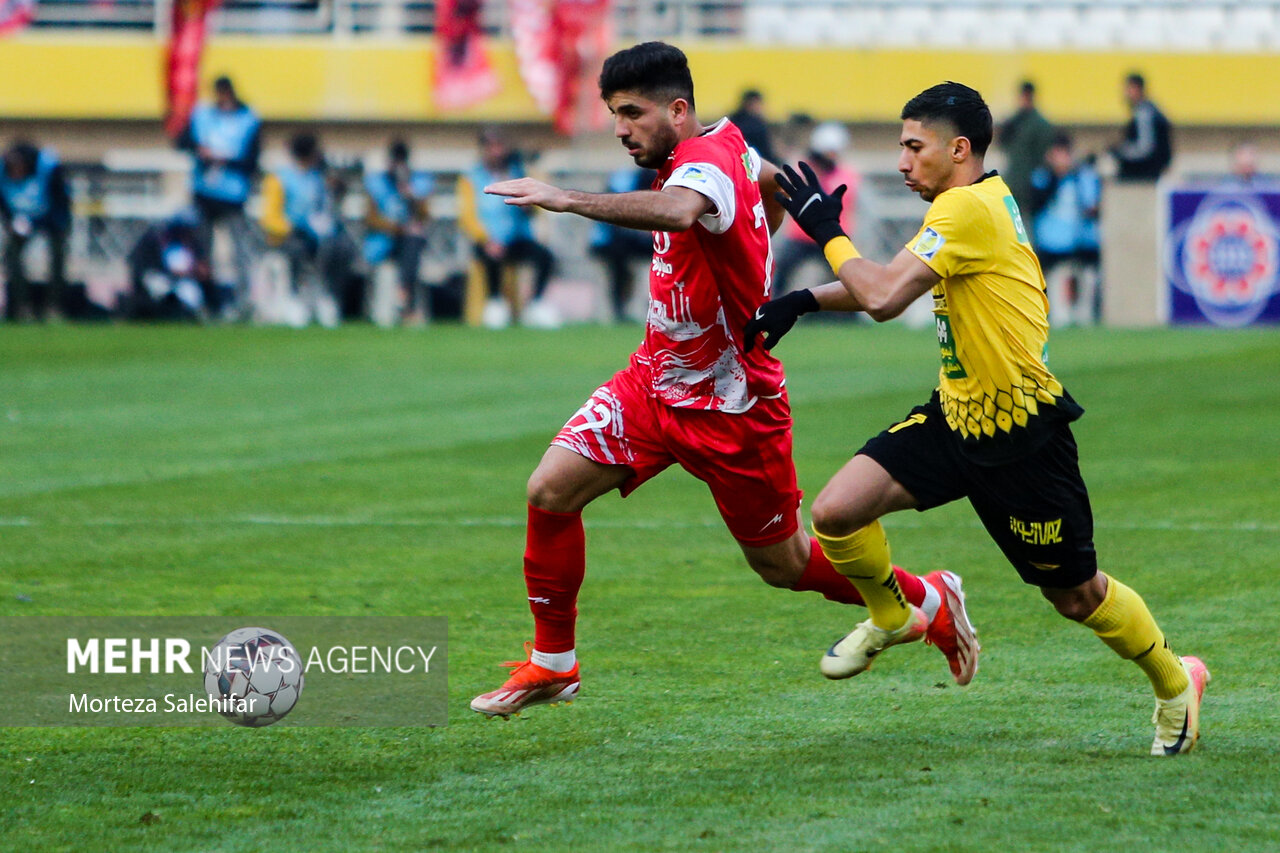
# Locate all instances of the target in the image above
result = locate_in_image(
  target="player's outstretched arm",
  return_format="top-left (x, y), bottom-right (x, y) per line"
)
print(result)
top-left (486, 178), bottom-right (710, 232)
top-left (775, 161), bottom-right (939, 322)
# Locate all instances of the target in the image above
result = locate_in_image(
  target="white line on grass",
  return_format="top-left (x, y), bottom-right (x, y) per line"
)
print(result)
top-left (0, 516), bottom-right (1276, 534)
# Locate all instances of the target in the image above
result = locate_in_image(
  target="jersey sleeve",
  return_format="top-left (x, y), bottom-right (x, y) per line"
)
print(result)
top-left (905, 189), bottom-right (985, 278)
top-left (665, 138), bottom-right (738, 235)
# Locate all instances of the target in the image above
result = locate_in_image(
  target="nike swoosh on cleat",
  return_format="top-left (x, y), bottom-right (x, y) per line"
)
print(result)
top-left (1163, 714), bottom-right (1190, 756)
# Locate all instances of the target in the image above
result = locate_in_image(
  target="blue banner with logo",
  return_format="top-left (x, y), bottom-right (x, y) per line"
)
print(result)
top-left (1165, 188), bottom-right (1280, 326)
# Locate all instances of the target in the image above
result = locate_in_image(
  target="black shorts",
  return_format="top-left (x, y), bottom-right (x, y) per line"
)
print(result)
top-left (858, 396), bottom-right (1098, 589)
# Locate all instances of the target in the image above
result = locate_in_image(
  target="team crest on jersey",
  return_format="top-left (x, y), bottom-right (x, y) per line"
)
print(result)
top-left (912, 227), bottom-right (946, 260)
top-left (1166, 194), bottom-right (1280, 327)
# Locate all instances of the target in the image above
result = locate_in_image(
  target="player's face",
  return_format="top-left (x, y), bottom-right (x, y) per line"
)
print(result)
top-left (606, 90), bottom-right (681, 169)
top-left (898, 119), bottom-right (958, 202)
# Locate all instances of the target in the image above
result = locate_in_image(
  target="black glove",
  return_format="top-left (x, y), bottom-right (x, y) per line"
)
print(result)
top-left (744, 289), bottom-right (819, 353)
top-left (774, 161), bottom-right (848, 247)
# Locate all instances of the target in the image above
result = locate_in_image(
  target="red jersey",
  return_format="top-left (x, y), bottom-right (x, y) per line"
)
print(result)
top-left (629, 118), bottom-right (785, 414)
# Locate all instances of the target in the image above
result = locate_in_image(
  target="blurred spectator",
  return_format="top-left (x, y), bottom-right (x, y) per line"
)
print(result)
top-left (0, 140), bottom-right (70, 321)
top-left (259, 133), bottom-right (359, 327)
top-left (729, 89), bottom-right (778, 165)
top-left (457, 126), bottom-right (557, 329)
top-left (1225, 142), bottom-right (1272, 189)
top-left (125, 209), bottom-right (216, 321)
top-left (778, 112), bottom-right (816, 164)
top-left (175, 76), bottom-right (262, 317)
top-left (998, 80), bottom-right (1055, 241)
top-left (773, 122), bottom-right (860, 295)
top-left (1030, 133), bottom-right (1101, 326)
top-left (363, 139), bottom-right (433, 325)
top-left (1110, 72), bottom-right (1172, 182)
top-left (588, 166), bottom-right (656, 322)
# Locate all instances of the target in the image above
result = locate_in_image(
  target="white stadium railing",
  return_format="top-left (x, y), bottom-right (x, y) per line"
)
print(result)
top-left (24, 0), bottom-right (1280, 52)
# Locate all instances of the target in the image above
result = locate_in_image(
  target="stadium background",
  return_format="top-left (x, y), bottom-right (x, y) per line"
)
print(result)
top-left (3, 0), bottom-right (1280, 325)
top-left (5, 4), bottom-right (1280, 849)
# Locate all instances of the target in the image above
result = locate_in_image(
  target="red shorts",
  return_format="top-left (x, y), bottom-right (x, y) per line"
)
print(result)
top-left (551, 366), bottom-right (801, 547)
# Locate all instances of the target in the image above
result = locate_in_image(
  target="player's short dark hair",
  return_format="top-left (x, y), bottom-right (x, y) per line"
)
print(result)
top-left (1019, 80), bottom-right (1035, 97)
top-left (1126, 72), bottom-right (1146, 90)
top-left (901, 82), bottom-right (993, 157)
top-left (389, 138), bottom-right (410, 164)
top-left (599, 42), bottom-right (695, 109)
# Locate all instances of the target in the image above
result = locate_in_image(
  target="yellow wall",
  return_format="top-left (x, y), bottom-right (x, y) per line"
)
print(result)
top-left (0, 34), bottom-right (1272, 125)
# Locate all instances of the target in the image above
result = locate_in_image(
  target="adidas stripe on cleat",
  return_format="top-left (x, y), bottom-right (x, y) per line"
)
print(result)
top-left (922, 570), bottom-right (980, 686)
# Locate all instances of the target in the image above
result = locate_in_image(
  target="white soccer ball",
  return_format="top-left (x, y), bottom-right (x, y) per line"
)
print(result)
top-left (203, 627), bottom-right (305, 727)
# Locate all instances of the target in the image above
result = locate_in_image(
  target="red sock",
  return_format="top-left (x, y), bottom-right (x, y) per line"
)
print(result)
top-left (793, 538), bottom-right (926, 608)
top-left (793, 539), bottom-right (864, 604)
top-left (523, 503), bottom-right (586, 654)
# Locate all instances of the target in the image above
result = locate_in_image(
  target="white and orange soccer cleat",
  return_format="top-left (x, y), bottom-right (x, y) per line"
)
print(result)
top-left (820, 605), bottom-right (929, 679)
top-left (922, 570), bottom-right (980, 686)
top-left (1151, 655), bottom-right (1211, 756)
top-left (470, 642), bottom-right (580, 718)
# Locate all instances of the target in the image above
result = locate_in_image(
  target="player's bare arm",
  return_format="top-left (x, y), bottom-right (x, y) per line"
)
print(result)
top-left (485, 179), bottom-right (711, 233)
top-left (829, 247), bottom-right (940, 321)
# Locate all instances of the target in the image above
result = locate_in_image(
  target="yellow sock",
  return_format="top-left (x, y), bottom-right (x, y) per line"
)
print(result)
top-left (814, 521), bottom-right (910, 631)
top-left (1082, 574), bottom-right (1190, 700)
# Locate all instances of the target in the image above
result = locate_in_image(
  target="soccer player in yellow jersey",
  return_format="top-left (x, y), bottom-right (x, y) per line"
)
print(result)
top-left (745, 82), bottom-right (1209, 755)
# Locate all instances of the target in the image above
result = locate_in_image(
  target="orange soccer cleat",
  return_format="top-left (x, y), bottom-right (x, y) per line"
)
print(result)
top-left (922, 570), bottom-right (980, 686)
top-left (470, 642), bottom-right (580, 718)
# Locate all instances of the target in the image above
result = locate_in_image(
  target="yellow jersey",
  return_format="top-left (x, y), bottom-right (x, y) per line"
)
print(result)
top-left (905, 172), bottom-right (1082, 464)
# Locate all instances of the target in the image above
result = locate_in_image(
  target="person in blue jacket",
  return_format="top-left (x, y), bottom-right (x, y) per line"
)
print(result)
top-left (176, 76), bottom-right (261, 318)
top-left (363, 139), bottom-right (433, 323)
top-left (0, 141), bottom-right (71, 321)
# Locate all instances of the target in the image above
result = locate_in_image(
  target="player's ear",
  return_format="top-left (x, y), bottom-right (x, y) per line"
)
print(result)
top-left (951, 136), bottom-right (971, 163)
top-left (669, 97), bottom-right (690, 127)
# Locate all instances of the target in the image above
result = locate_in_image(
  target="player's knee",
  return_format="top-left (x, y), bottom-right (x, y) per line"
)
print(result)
top-left (811, 492), bottom-right (861, 538)
top-left (526, 470), bottom-right (576, 513)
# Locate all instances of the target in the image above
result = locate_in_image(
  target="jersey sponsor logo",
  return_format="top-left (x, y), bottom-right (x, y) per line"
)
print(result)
top-left (1004, 196), bottom-right (1030, 244)
top-left (934, 310), bottom-right (967, 379)
top-left (653, 231), bottom-right (671, 255)
top-left (1010, 517), bottom-right (1064, 546)
top-left (652, 256), bottom-right (673, 276)
top-left (912, 227), bottom-right (946, 260)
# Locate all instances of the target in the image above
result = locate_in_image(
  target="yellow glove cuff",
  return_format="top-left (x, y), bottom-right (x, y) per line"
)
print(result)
top-left (822, 236), bottom-right (861, 275)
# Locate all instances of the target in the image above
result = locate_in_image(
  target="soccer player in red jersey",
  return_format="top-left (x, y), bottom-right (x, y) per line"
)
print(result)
top-left (470, 42), bottom-right (979, 718)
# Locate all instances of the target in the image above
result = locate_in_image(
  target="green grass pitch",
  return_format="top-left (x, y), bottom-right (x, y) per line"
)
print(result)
top-left (2, 322), bottom-right (1278, 851)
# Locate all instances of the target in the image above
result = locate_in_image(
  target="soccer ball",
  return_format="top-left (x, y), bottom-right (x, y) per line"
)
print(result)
top-left (203, 627), bottom-right (305, 727)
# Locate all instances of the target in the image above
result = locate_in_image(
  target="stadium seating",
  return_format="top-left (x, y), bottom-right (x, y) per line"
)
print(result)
top-left (24, 1), bottom-right (1280, 53)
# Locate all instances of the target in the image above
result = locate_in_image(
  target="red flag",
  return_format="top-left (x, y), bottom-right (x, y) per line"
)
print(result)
top-left (0, 0), bottom-right (35, 36)
top-left (164, 0), bottom-right (220, 139)
top-left (434, 0), bottom-right (500, 111)
top-left (512, 0), bottom-right (611, 136)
